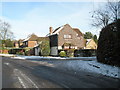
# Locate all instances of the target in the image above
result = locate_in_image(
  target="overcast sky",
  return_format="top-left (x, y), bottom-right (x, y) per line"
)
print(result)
top-left (1, 1), bottom-right (106, 40)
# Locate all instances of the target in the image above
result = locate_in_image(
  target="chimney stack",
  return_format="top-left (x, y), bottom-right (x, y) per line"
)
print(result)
top-left (49, 27), bottom-right (53, 35)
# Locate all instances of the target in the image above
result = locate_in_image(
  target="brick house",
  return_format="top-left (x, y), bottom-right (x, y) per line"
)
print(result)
top-left (22, 34), bottom-right (38, 48)
top-left (14, 34), bottom-right (39, 48)
top-left (48, 24), bottom-right (86, 56)
top-left (14, 33), bottom-right (49, 55)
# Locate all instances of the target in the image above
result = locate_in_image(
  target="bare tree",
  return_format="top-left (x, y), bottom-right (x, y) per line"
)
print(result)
top-left (107, 0), bottom-right (120, 21)
top-left (92, 9), bottom-right (111, 28)
top-left (91, 0), bottom-right (120, 28)
top-left (0, 19), bottom-right (14, 53)
top-left (0, 20), bottom-right (14, 40)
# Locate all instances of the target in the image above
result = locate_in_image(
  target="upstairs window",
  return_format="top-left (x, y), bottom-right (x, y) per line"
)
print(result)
top-left (76, 34), bottom-right (78, 37)
top-left (64, 34), bottom-right (72, 39)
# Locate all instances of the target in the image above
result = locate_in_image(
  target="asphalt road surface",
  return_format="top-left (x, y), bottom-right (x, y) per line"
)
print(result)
top-left (1, 56), bottom-right (119, 89)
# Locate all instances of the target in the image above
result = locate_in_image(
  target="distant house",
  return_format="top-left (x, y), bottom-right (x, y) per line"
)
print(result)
top-left (48, 24), bottom-right (86, 56)
top-left (22, 33), bottom-right (50, 56)
top-left (22, 34), bottom-right (38, 48)
top-left (14, 34), bottom-right (49, 55)
top-left (85, 39), bottom-right (97, 49)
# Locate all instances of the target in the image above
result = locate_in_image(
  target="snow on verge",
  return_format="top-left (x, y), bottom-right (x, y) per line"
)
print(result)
top-left (0, 54), bottom-right (15, 57)
top-left (13, 55), bottom-right (96, 60)
top-left (13, 56), bottom-right (67, 60)
top-left (14, 55), bottom-right (120, 79)
top-left (62, 60), bottom-right (120, 79)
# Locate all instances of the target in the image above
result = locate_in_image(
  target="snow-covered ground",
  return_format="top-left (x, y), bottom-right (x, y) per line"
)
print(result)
top-left (0, 54), bottom-right (119, 79)
top-left (12, 55), bottom-right (119, 79)
top-left (0, 54), bottom-right (16, 57)
top-left (13, 55), bottom-right (96, 60)
top-left (59, 60), bottom-right (120, 79)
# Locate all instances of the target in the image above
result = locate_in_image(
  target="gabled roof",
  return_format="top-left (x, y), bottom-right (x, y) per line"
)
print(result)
top-left (73, 28), bottom-right (83, 36)
top-left (23, 33), bottom-right (38, 42)
top-left (49, 24), bottom-right (83, 37)
top-left (86, 39), bottom-right (92, 45)
top-left (52, 25), bottom-right (64, 34)
top-left (37, 37), bottom-right (49, 42)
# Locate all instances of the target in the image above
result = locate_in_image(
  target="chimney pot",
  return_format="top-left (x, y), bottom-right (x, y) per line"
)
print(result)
top-left (49, 27), bottom-right (53, 35)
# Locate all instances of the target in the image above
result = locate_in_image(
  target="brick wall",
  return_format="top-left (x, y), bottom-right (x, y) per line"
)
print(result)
top-left (28, 41), bottom-right (37, 48)
top-left (0, 49), bottom-right (8, 54)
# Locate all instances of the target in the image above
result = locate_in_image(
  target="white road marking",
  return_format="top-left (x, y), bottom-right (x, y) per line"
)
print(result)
top-left (4, 63), bottom-right (9, 66)
top-left (20, 72), bottom-right (39, 88)
top-left (17, 76), bottom-right (26, 88)
top-left (29, 67), bottom-right (34, 69)
top-left (14, 69), bottom-right (38, 88)
top-left (57, 82), bottom-right (70, 88)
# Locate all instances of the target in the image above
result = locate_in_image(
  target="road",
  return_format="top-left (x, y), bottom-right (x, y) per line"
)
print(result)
top-left (1, 56), bottom-right (119, 89)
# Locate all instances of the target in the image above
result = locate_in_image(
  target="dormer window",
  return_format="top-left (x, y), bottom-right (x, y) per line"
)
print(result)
top-left (64, 34), bottom-right (72, 39)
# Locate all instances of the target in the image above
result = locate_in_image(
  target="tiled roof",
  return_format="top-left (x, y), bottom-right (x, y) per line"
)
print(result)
top-left (49, 24), bottom-right (83, 37)
top-left (86, 39), bottom-right (92, 45)
top-left (37, 37), bottom-right (49, 41)
top-left (23, 34), bottom-right (38, 42)
top-left (73, 28), bottom-right (83, 36)
top-left (52, 25), bottom-right (64, 33)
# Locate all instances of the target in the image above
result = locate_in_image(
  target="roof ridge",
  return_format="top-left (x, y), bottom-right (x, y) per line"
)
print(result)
top-left (52, 25), bottom-right (64, 33)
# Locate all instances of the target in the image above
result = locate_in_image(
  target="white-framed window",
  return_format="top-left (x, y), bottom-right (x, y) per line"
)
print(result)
top-left (75, 46), bottom-right (77, 49)
top-left (64, 34), bottom-right (72, 39)
top-left (70, 46), bottom-right (74, 49)
top-left (64, 46), bottom-right (69, 49)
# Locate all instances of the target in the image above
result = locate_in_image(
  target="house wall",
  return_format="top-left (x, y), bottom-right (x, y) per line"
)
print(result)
top-left (58, 24), bottom-right (86, 49)
top-left (0, 49), bottom-right (8, 54)
top-left (49, 34), bottom-right (58, 56)
top-left (85, 39), bottom-right (97, 49)
top-left (34, 47), bottom-right (40, 56)
top-left (28, 41), bottom-right (37, 48)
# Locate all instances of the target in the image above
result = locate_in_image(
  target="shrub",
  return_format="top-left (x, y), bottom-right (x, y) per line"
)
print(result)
top-left (59, 51), bottom-right (66, 57)
top-left (24, 48), bottom-right (31, 56)
top-left (40, 40), bottom-right (50, 56)
top-left (16, 51), bottom-right (24, 55)
top-left (67, 49), bottom-right (75, 57)
top-left (41, 48), bottom-right (50, 56)
top-left (97, 19), bottom-right (120, 66)
top-left (25, 50), bottom-right (30, 56)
